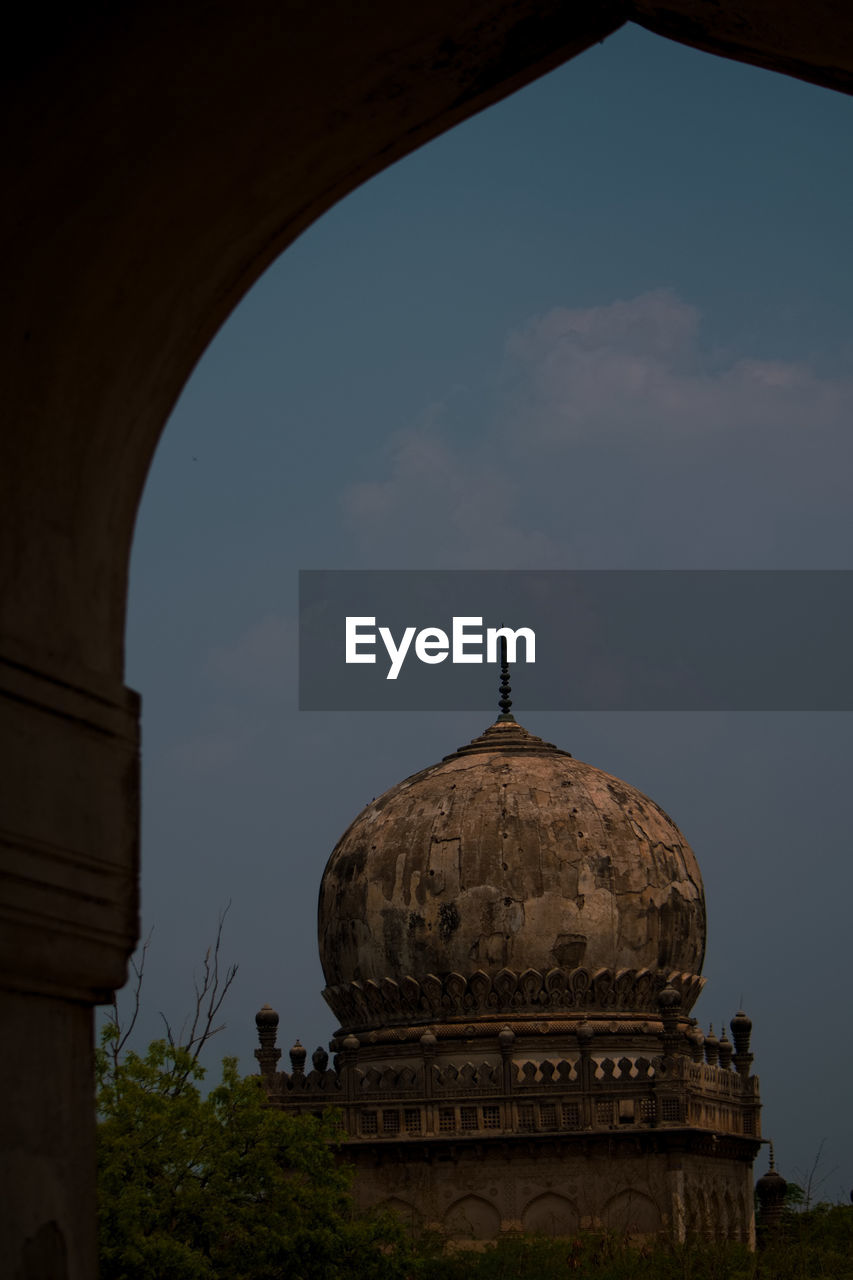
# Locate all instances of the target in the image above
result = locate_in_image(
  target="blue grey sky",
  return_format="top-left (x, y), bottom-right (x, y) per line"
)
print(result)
top-left (126, 24), bottom-right (853, 1196)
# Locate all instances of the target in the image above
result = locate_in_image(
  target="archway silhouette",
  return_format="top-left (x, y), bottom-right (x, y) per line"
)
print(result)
top-left (3, 4), bottom-right (853, 1273)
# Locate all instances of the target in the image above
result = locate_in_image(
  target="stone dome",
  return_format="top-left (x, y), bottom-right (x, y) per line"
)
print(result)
top-left (319, 719), bottom-right (706, 1030)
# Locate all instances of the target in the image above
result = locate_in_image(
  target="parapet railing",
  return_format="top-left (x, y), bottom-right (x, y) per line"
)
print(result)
top-left (259, 1045), bottom-right (760, 1142)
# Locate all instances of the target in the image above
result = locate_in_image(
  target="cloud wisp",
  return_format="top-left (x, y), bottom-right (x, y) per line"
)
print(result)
top-left (505, 289), bottom-right (850, 446)
top-left (342, 290), bottom-right (853, 569)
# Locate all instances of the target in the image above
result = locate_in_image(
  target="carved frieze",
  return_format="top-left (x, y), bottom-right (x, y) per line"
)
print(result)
top-left (323, 964), bottom-right (704, 1030)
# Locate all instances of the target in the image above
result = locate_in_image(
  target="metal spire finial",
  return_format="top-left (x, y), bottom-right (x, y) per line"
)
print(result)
top-left (497, 634), bottom-right (515, 722)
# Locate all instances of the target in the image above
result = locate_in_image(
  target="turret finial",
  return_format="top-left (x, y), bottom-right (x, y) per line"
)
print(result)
top-left (497, 634), bottom-right (515, 722)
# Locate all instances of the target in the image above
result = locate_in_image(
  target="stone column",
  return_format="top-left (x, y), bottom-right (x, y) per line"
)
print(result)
top-left (0, 652), bottom-right (140, 1279)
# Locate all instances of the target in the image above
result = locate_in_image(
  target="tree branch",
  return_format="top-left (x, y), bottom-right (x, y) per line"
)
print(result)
top-left (107, 928), bottom-right (153, 1074)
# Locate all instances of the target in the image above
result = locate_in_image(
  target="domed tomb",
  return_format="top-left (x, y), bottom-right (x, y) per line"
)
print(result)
top-left (319, 718), bottom-right (706, 1030)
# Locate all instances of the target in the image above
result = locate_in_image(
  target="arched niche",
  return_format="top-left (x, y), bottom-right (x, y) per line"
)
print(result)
top-left (376, 1197), bottom-right (423, 1234)
top-left (604, 1188), bottom-right (662, 1235)
top-left (522, 1191), bottom-right (580, 1236)
top-left (443, 1194), bottom-right (501, 1241)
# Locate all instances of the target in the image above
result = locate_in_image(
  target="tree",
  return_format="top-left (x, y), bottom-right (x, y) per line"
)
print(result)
top-left (95, 922), bottom-right (415, 1280)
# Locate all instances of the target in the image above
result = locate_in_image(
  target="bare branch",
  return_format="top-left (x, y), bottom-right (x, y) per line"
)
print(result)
top-left (107, 907), bottom-right (237, 1094)
top-left (158, 1011), bottom-right (176, 1050)
top-left (184, 903), bottom-right (239, 1063)
top-left (793, 1139), bottom-right (838, 1211)
top-left (107, 928), bottom-right (153, 1073)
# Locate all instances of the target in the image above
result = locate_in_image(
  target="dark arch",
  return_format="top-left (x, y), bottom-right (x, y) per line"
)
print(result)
top-left (443, 1194), bottom-right (502, 1240)
top-left (376, 1196), bottom-right (423, 1233)
top-left (604, 1188), bottom-right (663, 1235)
top-left (522, 1191), bottom-right (581, 1236)
top-left (3, 3), bottom-right (853, 1273)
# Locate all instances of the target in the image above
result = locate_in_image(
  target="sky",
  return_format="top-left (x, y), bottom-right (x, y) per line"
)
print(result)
top-left (124, 22), bottom-right (853, 1199)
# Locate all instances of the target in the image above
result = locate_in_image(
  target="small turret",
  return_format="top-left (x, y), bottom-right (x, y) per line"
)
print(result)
top-left (756, 1144), bottom-right (787, 1236)
top-left (289, 1039), bottom-right (307, 1078)
top-left (254, 1004), bottom-right (281, 1076)
top-left (657, 984), bottom-right (683, 1060)
top-left (718, 1026), bottom-right (733, 1070)
top-left (731, 1009), bottom-right (754, 1079)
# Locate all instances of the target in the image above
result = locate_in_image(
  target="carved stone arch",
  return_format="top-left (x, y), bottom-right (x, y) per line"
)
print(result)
top-left (468, 969), bottom-right (491, 1010)
top-left (363, 1067), bottom-right (382, 1091)
top-left (459, 1061), bottom-right (478, 1086)
top-left (522, 1192), bottom-right (580, 1237)
top-left (545, 967), bottom-right (567, 1003)
top-left (445, 971), bottom-right (467, 1009)
top-left (379, 1065), bottom-right (398, 1090)
top-left (477, 1060), bottom-right (495, 1085)
top-left (443, 1194), bottom-right (501, 1241)
top-left (377, 1196), bottom-right (422, 1226)
top-left (604, 1189), bottom-right (662, 1236)
top-left (494, 967), bottom-right (517, 1005)
top-left (520, 966), bottom-right (544, 1005)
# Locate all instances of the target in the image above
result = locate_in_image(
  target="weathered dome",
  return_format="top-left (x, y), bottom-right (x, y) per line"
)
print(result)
top-left (319, 719), bottom-right (706, 1029)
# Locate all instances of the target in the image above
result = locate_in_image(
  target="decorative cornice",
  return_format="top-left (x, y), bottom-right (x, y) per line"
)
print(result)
top-left (323, 965), bottom-right (704, 1031)
top-left (444, 719), bottom-right (571, 760)
top-left (337, 1016), bottom-right (665, 1047)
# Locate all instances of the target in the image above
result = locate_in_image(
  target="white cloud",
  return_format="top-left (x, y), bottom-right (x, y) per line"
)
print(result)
top-left (343, 427), bottom-right (560, 568)
top-left (341, 290), bottom-right (853, 569)
top-left (504, 289), bottom-right (852, 445)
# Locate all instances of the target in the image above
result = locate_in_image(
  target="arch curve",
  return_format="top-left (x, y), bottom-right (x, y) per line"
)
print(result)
top-left (376, 1197), bottom-right (423, 1230)
top-left (443, 1194), bottom-right (502, 1240)
top-left (522, 1191), bottom-right (580, 1236)
top-left (604, 1188), bottom-right (662, 1235)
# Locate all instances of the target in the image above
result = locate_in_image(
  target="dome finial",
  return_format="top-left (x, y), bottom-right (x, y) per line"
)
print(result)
top-left (496, 633), bottom-right (515, 722)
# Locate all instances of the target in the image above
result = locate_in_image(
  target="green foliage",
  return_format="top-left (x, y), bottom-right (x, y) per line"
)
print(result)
top-left (411, 1210), bottom-right (853, 1280)
top-left (95, 928), bottom-right (853, 1279)
top-left (95, 1024), bottom-right (415, 1280)
top-left (96, 1032), bottom-right (853, 1280)
top-left (762, 1203), bottom-right (853, 1280)
top-left (415, 1235), bottom-right (753, 1280)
